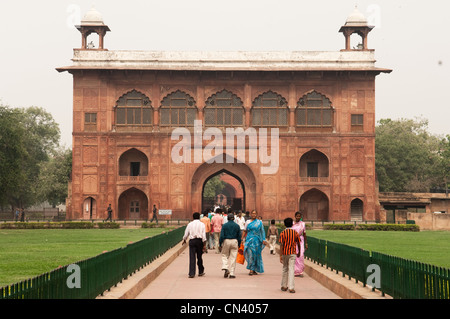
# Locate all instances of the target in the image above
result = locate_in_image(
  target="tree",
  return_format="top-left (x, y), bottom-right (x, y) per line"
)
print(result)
top-left (0, 105), bottom-right (27, 208)
top-left (14, 107), bottom-right (61, 208)
top-left (437, 135), bottom-right (450, 196)
top-left (203, 174), bottom-right (226, 199)
top-left (0, 104), bottom-right (61, 209)
top-left (375, 117), bottom-right (441, 192)
top-left (37, 148), bottom-right (72, 207)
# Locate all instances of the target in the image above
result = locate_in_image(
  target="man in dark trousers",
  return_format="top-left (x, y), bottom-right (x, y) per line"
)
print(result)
top-left (150, 204), bottom-right (158, 223)
top-left (106, 204), bottom-right (112, 222)
top-left (182, 212), bottom-right (207, 278)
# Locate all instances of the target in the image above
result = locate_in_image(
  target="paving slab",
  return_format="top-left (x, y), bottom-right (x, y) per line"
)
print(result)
top-left (135, 245), bottom-right (341, 300)
top-left (98, 240), bottom-right (390, 301)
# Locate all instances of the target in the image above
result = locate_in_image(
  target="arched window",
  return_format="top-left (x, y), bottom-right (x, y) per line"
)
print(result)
top-left (297, 91), bottom-right (333, 128)
top-left (116, 90), bottom-right (152, 126)
top-left (251, 91), bottom-right (288, 127)
top-left (299, 149), bottom-right (330, 182)
top-left (204, 90), bottom-right (244, 127)
top-left (118, 148), bottom-right (149, 177)
top-left (160, 90), bottom-right (197, 127)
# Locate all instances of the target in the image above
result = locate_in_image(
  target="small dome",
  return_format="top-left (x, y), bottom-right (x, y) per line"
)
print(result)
top-left (81, 6), bottom-right (105, 25)
top-left (345, 6), bottom-right (368, 26)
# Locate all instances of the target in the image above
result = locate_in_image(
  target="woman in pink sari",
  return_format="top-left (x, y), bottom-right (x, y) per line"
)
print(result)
top-left (292, 211), bottom-right (308, 276)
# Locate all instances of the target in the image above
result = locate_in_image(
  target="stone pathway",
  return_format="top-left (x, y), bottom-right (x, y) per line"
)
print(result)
top-left (136, 245), bottom-right (341, 299)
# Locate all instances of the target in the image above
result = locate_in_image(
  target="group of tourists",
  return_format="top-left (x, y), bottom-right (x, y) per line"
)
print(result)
top-left (182, 208), bottom-right (308, 293)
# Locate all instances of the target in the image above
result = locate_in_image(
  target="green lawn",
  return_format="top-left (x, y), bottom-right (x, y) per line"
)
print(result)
top-left (0, 228), bottom-right (170, 287)
top-left (308, 230), bottom-right (450, 269)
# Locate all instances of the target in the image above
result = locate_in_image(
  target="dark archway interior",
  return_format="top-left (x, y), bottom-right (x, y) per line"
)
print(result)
top-left (201, 169), bottom-right (245, 214)
top-left (351, 198), bottom-right (364, 221)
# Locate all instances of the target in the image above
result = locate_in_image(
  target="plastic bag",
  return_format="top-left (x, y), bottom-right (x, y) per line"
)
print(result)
top-left (236, 242), bottom-right (245, 264)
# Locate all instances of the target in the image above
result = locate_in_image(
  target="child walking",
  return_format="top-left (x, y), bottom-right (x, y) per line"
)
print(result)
top-left (266, 219), bottom-right (279, 255)
top-left (279, 217), bottom-right (301, 293)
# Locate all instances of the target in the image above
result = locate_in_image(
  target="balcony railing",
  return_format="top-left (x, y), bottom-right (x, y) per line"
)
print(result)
top-left (300, 177), bottom-right (330, 183)
top-left (118, 176), bottom-right (148, 182)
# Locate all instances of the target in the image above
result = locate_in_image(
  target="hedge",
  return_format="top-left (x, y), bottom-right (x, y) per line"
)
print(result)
top-left (0, 222), bottom-right (120, 229)
top-left (319, 223), bottom-right (420, 231)
top-left (323, 224), bottom-right (356, 231)
top-left (356, 224), bottom-right (420, 232)
top-left (97, 222), bottom-right (120, 229)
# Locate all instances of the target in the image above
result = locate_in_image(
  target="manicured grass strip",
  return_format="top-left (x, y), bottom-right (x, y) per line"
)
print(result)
top-left (308, 230), bottom-right (450, 269)
top-left (0, 228), bottom-right (170, 287)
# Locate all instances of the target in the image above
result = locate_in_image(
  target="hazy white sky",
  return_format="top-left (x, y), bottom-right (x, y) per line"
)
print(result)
top-left (0, 0), bottom-right (449, 147)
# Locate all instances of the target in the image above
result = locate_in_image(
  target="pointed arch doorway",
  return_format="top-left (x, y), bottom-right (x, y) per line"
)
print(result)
top-left (299, 189), bottom-right (330, 221)
top-left (118, 187), bottom-right (149, 220)
top-left (83, 197), bottom-right (97, 219)
top-left (350, 198), bottom-right (364, 222)
top-left (190, 154), bottom-right (257, 215)
top-left (202, 170), bottom-right (245, 213)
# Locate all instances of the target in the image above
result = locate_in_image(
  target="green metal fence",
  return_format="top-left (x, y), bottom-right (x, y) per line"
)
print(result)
top-left (305, 236), bottom-right (450, 299)
top-left (371, 251), bottom-right (450, 299)
top-left (0, 226), bottom-right (186, 299)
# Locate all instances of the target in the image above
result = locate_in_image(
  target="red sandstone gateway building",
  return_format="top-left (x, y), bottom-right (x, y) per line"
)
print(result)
top-left (58, 7), bottom-right (391, 221)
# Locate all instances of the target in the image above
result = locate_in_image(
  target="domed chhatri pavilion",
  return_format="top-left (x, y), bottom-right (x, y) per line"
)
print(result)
top-left (57, 6), bottom-right (391, 221)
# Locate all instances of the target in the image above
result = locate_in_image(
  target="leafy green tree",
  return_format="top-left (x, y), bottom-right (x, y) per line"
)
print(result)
top-left (437, 135), bottom-right (450, 195)
top-left (375, 117), bottom-right (441, 192)
top-left (37, 148), bottom-right (72, 207)
top-left (203, 174), bottom-right (226, 199)
top-left (0, 105), bottom-right (27, 208)
top-left (15, 107), bottom-right (61, 208)
top-left (0, 104), bottom-right (61, 209)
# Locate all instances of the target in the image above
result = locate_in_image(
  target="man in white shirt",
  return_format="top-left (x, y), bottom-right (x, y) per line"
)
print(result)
top-left (235, 210), bottom-right (246, 232)
top-left (182, 212), bottom-right (207, 278)
top-left (223, 211), bottom-right (228, 224)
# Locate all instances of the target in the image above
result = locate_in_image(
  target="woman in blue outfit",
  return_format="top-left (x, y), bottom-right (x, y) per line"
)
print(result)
top-left (242, 210), bottom-right (268, 275)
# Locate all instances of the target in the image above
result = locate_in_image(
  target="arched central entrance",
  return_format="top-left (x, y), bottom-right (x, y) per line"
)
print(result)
top-left (202, 170), bottom-right (245, 213)
top-left (190, 154), bottom-right (257, 215)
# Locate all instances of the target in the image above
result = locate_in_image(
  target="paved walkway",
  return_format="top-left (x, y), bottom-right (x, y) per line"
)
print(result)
top-left (135, 245), bottom-right (340, 299)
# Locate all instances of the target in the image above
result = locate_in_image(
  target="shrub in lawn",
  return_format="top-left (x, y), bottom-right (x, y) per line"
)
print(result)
top-left (356, 224), bottom-right (420, 232)
top-left (141, 222), bottom-right (171, 228)
top-left (323, 224), bottom-right (356, 230)
top-left (0, 222), bottom-right (47, 229)
top-left (142, 222), bottom-right (161, 228)
top-left (0, 221), bottom-right (95, 229)
top-left (60, 222), bottom-right (94, 229)
top-left (97, 222), bottom-right (120, 229)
